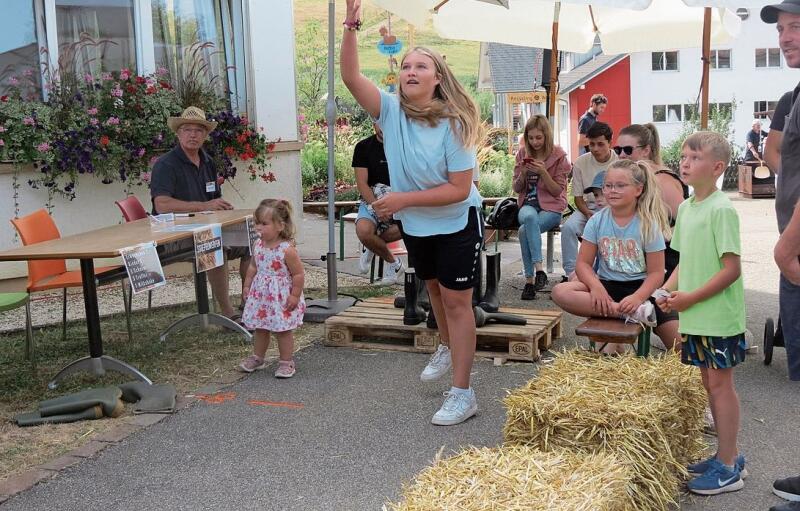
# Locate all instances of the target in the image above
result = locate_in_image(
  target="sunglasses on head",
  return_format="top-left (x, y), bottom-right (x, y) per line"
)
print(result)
top-left (613, 145), bottom-right (642, 156)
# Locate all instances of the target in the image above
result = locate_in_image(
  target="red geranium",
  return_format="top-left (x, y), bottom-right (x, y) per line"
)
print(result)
top-left (0, 96), bottom-right (7, 102)
top-left (99, 135), bottom-right (110, 146)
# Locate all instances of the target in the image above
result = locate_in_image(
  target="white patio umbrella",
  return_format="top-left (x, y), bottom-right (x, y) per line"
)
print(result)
top-left (370, 0), bottom-right (745, 125)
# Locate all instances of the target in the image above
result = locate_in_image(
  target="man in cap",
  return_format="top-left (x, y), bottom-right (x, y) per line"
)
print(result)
top-left (150, 106), bottom-right (250, 322)
top-left (762, 1), bottom-right (800, 509)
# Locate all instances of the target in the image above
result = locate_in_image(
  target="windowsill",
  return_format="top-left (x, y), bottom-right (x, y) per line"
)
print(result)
top-left (0, 141), bottom-right (303, 176)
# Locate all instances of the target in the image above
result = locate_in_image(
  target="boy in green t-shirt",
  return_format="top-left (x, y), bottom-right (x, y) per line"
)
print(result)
top-left (656, 132), bottom-right (747, 496)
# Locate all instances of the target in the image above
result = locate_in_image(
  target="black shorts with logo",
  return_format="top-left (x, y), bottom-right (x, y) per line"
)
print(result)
top-left (400, 207), bottom-right (483, 290)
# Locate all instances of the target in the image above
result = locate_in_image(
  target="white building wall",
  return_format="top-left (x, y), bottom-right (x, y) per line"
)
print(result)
top-left (0, 0), bottom-right (301, 280)
top-left (629, 4), bottom-right (799, 153)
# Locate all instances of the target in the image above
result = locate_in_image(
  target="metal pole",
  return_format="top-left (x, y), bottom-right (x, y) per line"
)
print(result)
top-left (326, 0), bottom-right (338, 301)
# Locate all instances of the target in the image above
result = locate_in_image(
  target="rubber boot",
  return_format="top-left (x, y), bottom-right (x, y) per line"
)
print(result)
top-left (426, 303), bottom-right (438, 329)
top-left (417, 274), bottom-right (431, 311)
top-left (478, 251), bottom-right (501, 312)
top-left (403, 268), bottom-right (427, 325)
top-left (394, 275), bottom-right (431, 311)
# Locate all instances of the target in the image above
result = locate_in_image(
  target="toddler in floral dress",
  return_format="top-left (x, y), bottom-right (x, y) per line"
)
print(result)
top-left (239, 199), bottom-right (306, 377)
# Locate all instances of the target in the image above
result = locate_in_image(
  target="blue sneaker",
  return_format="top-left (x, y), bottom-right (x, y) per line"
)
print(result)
top-left (687, 458), bottom-right (744, 495)
top-left (688, 453), bottom-right (748, 479)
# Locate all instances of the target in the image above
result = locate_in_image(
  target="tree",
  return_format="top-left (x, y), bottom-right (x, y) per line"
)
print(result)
top-left (295, 21), bottom-right (329, 122)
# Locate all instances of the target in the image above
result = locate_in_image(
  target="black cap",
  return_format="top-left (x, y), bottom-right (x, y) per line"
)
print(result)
top-left (761, 0), bottom-right (800, 23)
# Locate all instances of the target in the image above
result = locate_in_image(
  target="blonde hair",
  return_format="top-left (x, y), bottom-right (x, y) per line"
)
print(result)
top-left (522, 115), bottom-right (554, 161)
top-left (398, 47), bottom-right (483, 148)
top-left (254, 198), bottom-right (296, 242)
top-left (607, 160), bottom-right (672, 243)
top-left (683, 131), bottom-right (732, 165)
top-left (619, 123), bottom-right (662, 166)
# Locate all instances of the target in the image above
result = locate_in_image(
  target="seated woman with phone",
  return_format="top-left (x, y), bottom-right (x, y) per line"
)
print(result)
top-left (512, 115), bottom-right (571, 300)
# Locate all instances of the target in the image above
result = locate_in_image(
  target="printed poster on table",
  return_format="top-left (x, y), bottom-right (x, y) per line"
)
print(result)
top-left (119, 242), bottom-right (166, 294)
top-left (245, 215), bottom-right (260, 255)
top-left (194, 223), bottom-right (223, 273)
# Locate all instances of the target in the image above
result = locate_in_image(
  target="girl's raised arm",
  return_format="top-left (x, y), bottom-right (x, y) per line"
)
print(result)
top-left (340, 0), bottom-right (381, 118)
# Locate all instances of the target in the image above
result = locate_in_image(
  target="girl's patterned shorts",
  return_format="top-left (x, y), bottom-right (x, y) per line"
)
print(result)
top-left (681, 333), bottom-right (746, 369)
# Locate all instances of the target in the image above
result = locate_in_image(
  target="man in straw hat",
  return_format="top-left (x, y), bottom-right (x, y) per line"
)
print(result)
top-left (150, 106), bottom-right (250, 323)
top-left (761, 0), bottom-right (800, 509)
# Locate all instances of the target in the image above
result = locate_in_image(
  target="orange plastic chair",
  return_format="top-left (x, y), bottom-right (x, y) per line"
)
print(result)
top-left (114, 196), bottom-right (153, 312)
top-left (10, 209), bottom-right (129, 350)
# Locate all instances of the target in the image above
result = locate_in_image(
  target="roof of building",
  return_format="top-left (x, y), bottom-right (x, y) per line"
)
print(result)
top-left (485, 43), bottom-right (544, 93)
top-left (558, 54), bottom-right (628, 95)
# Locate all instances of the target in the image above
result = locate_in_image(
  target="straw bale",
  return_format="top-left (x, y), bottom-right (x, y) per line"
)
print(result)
top-left (503, 350), bottom-right (707, 511)
top-left (384, 446), bottom-right (633, 511)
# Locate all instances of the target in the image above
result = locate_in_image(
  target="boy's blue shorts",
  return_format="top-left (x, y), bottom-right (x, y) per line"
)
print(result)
top-left (681, 333), bottom-right (746, 369)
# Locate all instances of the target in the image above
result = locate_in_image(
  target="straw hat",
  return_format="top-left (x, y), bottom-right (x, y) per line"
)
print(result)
top-left (167, 106), bottom-right (217, 133)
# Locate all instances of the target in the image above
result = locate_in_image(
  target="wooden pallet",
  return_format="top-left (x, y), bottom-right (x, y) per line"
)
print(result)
top-left (324, 298), bottom-right (562, 362)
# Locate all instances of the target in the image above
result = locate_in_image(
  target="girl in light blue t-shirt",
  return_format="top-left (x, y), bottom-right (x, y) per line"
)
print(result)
top-left (552, 160), bottom-right (672, 354)
top-left (341, 0), bottom-right (484, 426)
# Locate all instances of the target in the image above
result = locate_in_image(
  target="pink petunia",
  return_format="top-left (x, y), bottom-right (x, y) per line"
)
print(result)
top-left (105, 116), bottom-right (120, 126)
top-left (140, 171), bottom-right (151, 183)
top-left (101, 72), bottom-right (112, 81)
top-left (156, 66), bottom-right (168, 76)
top-left (137, 147), bottom-right (146, 157)
top-left (119, 68), bottom-right (131, 80)
top-left (22, 117), bottom-right (35, 126)
top-left (84, 73), bottom-right (94, 83)
top-left (37, 142), bottom-right (51, 152)
top-left (87, 107), bottom-right (98, 115)
top-left (0, 126), bottom-right (5, 133)
top-left (0, 139), bottom-right (4, 146)
top-left (90, 118), bottom-right (99, 126)
top-left (8, 76), bottom-right (18, 86)
top-left (111, 86), bottom-right (123, 98)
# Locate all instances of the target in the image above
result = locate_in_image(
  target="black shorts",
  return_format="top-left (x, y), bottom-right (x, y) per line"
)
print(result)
top-left (599, 279), bottom-right (679, 325)
top-left (400, 207), bottom-right (483, 290)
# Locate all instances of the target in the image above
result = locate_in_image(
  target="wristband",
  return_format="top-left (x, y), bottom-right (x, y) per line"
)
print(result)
top-left (343, 19), bottom-right (362, 31)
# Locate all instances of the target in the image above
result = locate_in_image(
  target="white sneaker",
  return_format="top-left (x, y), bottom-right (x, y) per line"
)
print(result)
top-left (420, 344), bottom-right (452, 382)
top-left (381, 259), bottom-right (404, 285)
top-left (431, 389), bottom-right (478, 426)
top-left (358, 247), bottom-right (374, 274)
top-left (625, 301), bottom-right (657, 327)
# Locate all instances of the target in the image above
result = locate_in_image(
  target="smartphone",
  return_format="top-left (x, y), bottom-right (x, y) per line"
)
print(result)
top-left (523, 158), bottom-right (535, 164)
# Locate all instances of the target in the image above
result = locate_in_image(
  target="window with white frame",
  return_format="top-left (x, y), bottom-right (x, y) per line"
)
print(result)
top-left (654, 102), bottom-right (732, 123)
top-left (755, 48), bottom-right (781, 68)
top-left (2, 0), bottom-right (247, 113)
top-left (55, 0), bottom-right (137, 74)
top-left (710, 49), bottom-right (731, 69)
top-left (652, 104), bottom-right (683, 122)
top-left (0, 0), bottom-right (44, 97)
top-left (651, 51), bottom-right (678, 71)
top-left (754, 100), bottom-right (779, 119)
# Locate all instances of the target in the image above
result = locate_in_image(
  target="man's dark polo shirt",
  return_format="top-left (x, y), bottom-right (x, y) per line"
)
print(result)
top-left (352, 134), bottom-right (390, 187)
top-left (149, 145), bottom-right (221, 214)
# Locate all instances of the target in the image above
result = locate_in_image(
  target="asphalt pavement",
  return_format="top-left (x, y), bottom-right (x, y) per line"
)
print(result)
top-left (3, 193), bottom-right (798, 511)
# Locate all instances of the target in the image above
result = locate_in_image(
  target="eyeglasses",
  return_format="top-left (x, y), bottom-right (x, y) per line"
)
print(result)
top-left (602, 183), bottom-right (634, 192)
top-left (613, 145), bottom-right (643, 156)
top-left (179, 127), bottom-right (207, 135)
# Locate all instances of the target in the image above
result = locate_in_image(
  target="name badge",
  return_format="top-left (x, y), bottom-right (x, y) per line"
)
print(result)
top-left (206, 181), bottom-right (216, 193)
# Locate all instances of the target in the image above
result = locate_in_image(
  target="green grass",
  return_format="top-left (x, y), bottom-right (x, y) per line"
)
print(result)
top-left (293, 0), bottom-right (479, 81)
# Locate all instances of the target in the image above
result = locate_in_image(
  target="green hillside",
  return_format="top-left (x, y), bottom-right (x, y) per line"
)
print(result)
top-left (293, 0), bottom-right (480, 82)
